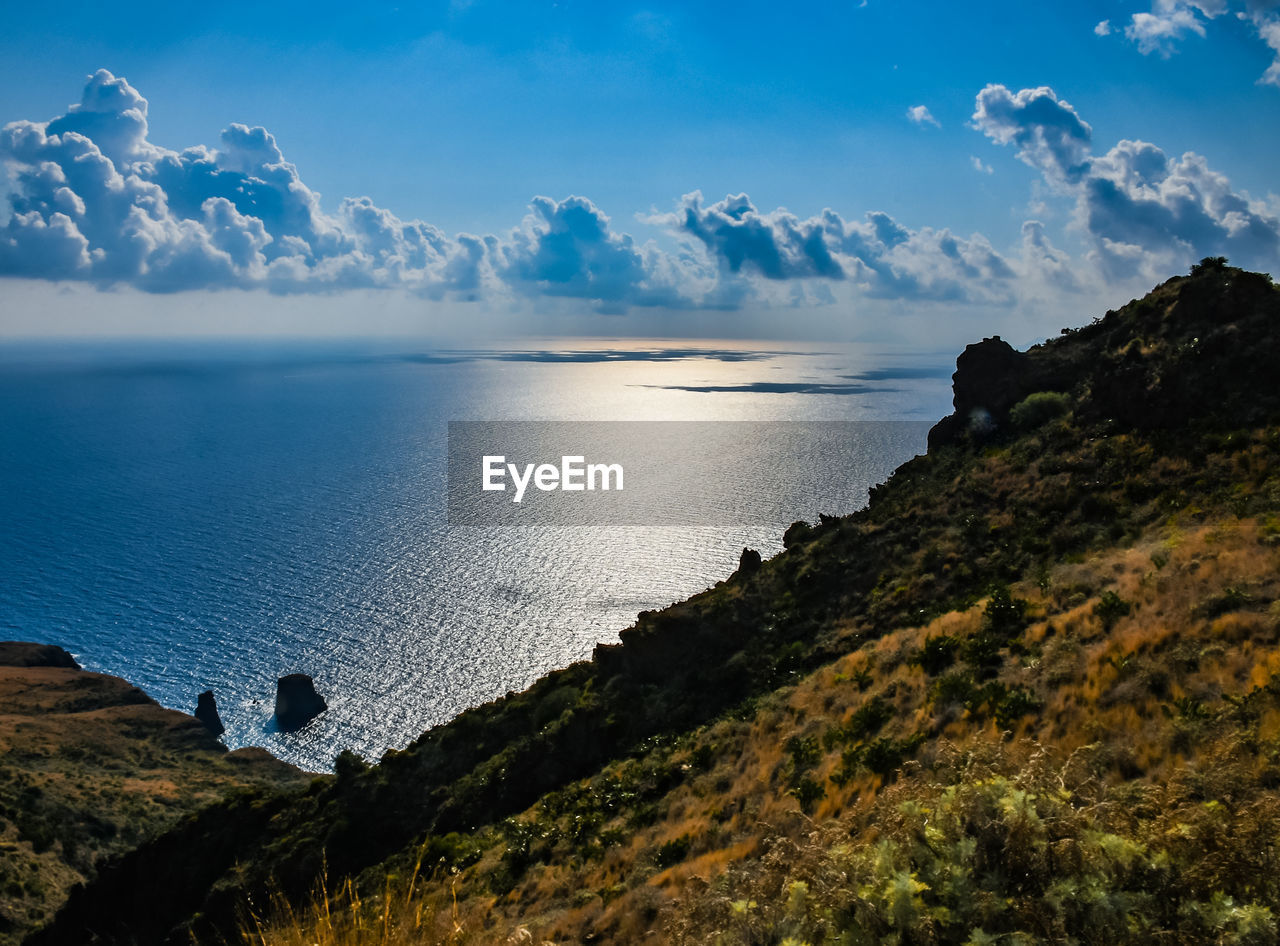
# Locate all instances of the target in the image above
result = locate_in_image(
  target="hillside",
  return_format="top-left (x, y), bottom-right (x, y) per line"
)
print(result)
top-left (0, 644), bottom-right (307, 945)
top-left (27, 258), bottom-right (1280, 945)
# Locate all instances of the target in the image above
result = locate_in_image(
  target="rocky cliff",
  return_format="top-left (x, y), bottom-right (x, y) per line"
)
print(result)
top-left (0, 644), bottom-right (306, 944)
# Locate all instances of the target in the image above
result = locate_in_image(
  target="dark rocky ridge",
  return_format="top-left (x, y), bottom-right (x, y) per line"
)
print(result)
top-left (929, 260), bottom-right (1279, 449)
top-left (0, 643), bottom-right (80, 670)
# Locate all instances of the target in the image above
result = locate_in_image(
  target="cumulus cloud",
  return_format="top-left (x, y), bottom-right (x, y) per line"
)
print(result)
top-left (1116, 1), bottom-right (1280, 84)
top-left (0, 74), bottom-right (1088, 317)
top-left (0, 70), bottom-right (490, 298)
top-left (648, 192), bottom-right (1018, 305)
top-left (0, 70), bottom-right (709, 310)
top-left (972, 85), bottom-right (1093, 187)
top-left (1125, 0), bottom-right (1226, 54)
top-left (496, 195), bottom-right (689, 312)
top-left (656, 192), bottom-right (844, 281)
top-left (970, 156), bottom-right (994, 174)
top-left (1255, 7), bottom-right (1280, 85)
top-left (4, 68), bottom-right (1274, 324)
top-left (974, 83), bottom-right (1280, 276)
top-left (1020, 220), bottom-right (1079, 290)
top-left (1095, 19), bottom-right (1114, 35)
top-left (906, 105), bottom-right (939, 127)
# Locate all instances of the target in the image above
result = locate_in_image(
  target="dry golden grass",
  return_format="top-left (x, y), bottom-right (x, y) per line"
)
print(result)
top-left (0, 663), bottom-right (306, 945)
top-left (245, 511), bottom-right (1280, 946)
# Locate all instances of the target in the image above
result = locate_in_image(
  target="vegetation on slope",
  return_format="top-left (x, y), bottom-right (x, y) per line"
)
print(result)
top-left (29, 259), bottom-right (1280, 945)
top-left (0, 644), bottom-right (306, 945)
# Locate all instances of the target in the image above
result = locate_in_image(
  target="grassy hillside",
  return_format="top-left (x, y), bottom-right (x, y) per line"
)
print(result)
top-left (0, 644), bottom-right (307, 945)
top-left (29, 258), bottom-right (1280, 945)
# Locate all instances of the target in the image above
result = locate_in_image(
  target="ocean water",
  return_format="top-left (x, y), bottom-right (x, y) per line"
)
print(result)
top-left (0, 338), bottom-right (953, 770)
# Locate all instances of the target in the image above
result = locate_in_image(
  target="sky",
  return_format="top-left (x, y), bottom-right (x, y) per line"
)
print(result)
top-left (0, 0), bottom-right (1278, 344)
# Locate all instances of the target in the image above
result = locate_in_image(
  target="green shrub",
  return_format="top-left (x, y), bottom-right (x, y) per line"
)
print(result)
top-left (1010, 391), bottom-right (1071, 430)
top-left (1190, 255), bottom-right (1229, 276)
top-left (655, 834), bottom-right (692, 868)
top-left (671, 745), bottom-right (1280, 946)
top-left (982, 586), bottom-right (1029, 638)
top-left (824, 697), bottom-right (893, 750)
top-left (961, 633), bottom-right (1005, 672)
top-left (910, 635), bottom-right (961, 675)
top-left (990, 685), bottom-right (1041, 729)
top-left (790, 776), bottom-right (825, 814)
top-left (333, 750), bottom-right (368, 780)
top-left (1197, 586), bottom-right (1252, 618)
top-left (931, 671), bottom-right (978, 709)
top-left (783, 520), bottom-right (815, 548)
top-left (1094, 590), bottom-right (1132, 630)
top-left (785, 735), bottom-right (822, 775)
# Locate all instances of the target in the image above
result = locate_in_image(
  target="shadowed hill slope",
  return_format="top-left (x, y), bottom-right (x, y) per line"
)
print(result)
top-left (0, 645), bottom-right (306, 945)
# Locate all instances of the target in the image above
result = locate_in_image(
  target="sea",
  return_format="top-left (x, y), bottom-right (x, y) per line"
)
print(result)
top-left (0, 338), bottom-right (954, 771)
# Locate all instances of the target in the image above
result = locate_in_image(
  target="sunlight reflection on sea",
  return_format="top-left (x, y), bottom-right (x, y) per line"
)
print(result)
top-left (0, 337), bottom-right (952, 770)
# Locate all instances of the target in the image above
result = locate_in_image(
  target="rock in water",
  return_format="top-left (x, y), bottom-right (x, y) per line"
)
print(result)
top-left (195, 689), bottom-right (225, 735)
top-left (274, 674), bottom-right (327, 731)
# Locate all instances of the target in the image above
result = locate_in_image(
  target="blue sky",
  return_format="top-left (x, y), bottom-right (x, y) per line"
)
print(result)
top-left (1, 0), bottom-right (1278, 342)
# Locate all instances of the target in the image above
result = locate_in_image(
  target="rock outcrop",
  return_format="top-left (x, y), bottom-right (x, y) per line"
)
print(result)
top-left (274, 674), bottom-right (327, 731)
top-left (928, 265), bottom-right (1280, 451)
top-left (0, 641), bottom-right (80, 669)
top-left (195, 689), bottom-right (225, 736)
top-left (927, 336), bottom-right (1031, 449)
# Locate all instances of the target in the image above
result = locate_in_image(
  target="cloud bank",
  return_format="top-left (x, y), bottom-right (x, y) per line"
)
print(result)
top-left (0, 71), bottom-right (492, 297)
top-left (0, 70), bottom-right (1276, 320)
top-left (651, 192), bottom-right (1019, 304)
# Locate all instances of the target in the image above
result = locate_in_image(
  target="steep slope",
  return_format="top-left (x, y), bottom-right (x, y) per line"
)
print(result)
top-left (30, 259), bottom-right (1280, 945)
top-left (0, 644), bottom-right (307, 945)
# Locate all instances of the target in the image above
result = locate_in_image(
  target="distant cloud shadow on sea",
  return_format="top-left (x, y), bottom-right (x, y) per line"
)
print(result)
top-left (633, 381), bottom-right (898, 395)
top-left (399, 348), bottom-right (820, 365)
top-left (841, 366), bottom-right (953, 381)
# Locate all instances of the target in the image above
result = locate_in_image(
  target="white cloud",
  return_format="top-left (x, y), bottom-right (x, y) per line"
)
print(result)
top-left (0, 74), bottom-right (1052, 316)
top-left (974, 82), bottom-right (1280, 278)
top-left (496, 195), bottom-right (689, 312)
top-left (3, 68), bottom-right (1275, 330)
top-left (1095, 19), bottom-right (1114, 35)
top-left (0, 71), bottom-right (698, 310)
top-left (906, 105), bottom-right (940, 127)
top-left (1125, 0), bottom-right (1223, 55)
top-left (0, 70), bottom-right (493, 297)
top-left (971, 85), bottom-right (1093, 187)
top-left (1117, 1), bottom-right (1280, 83)
top-left (648, 192), bottom-right (1019, 306)
top-left (1255, 11), bottom-right (1280, 84)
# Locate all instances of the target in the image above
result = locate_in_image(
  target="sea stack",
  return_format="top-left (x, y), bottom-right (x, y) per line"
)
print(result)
top-left (194, 689), bottom-right (225, 735)
top-left (274, 674), bottom-right (327, 731)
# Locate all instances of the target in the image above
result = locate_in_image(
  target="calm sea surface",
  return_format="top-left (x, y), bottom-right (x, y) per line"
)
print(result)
top-left (0, 338), bottom-right (952, 770)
